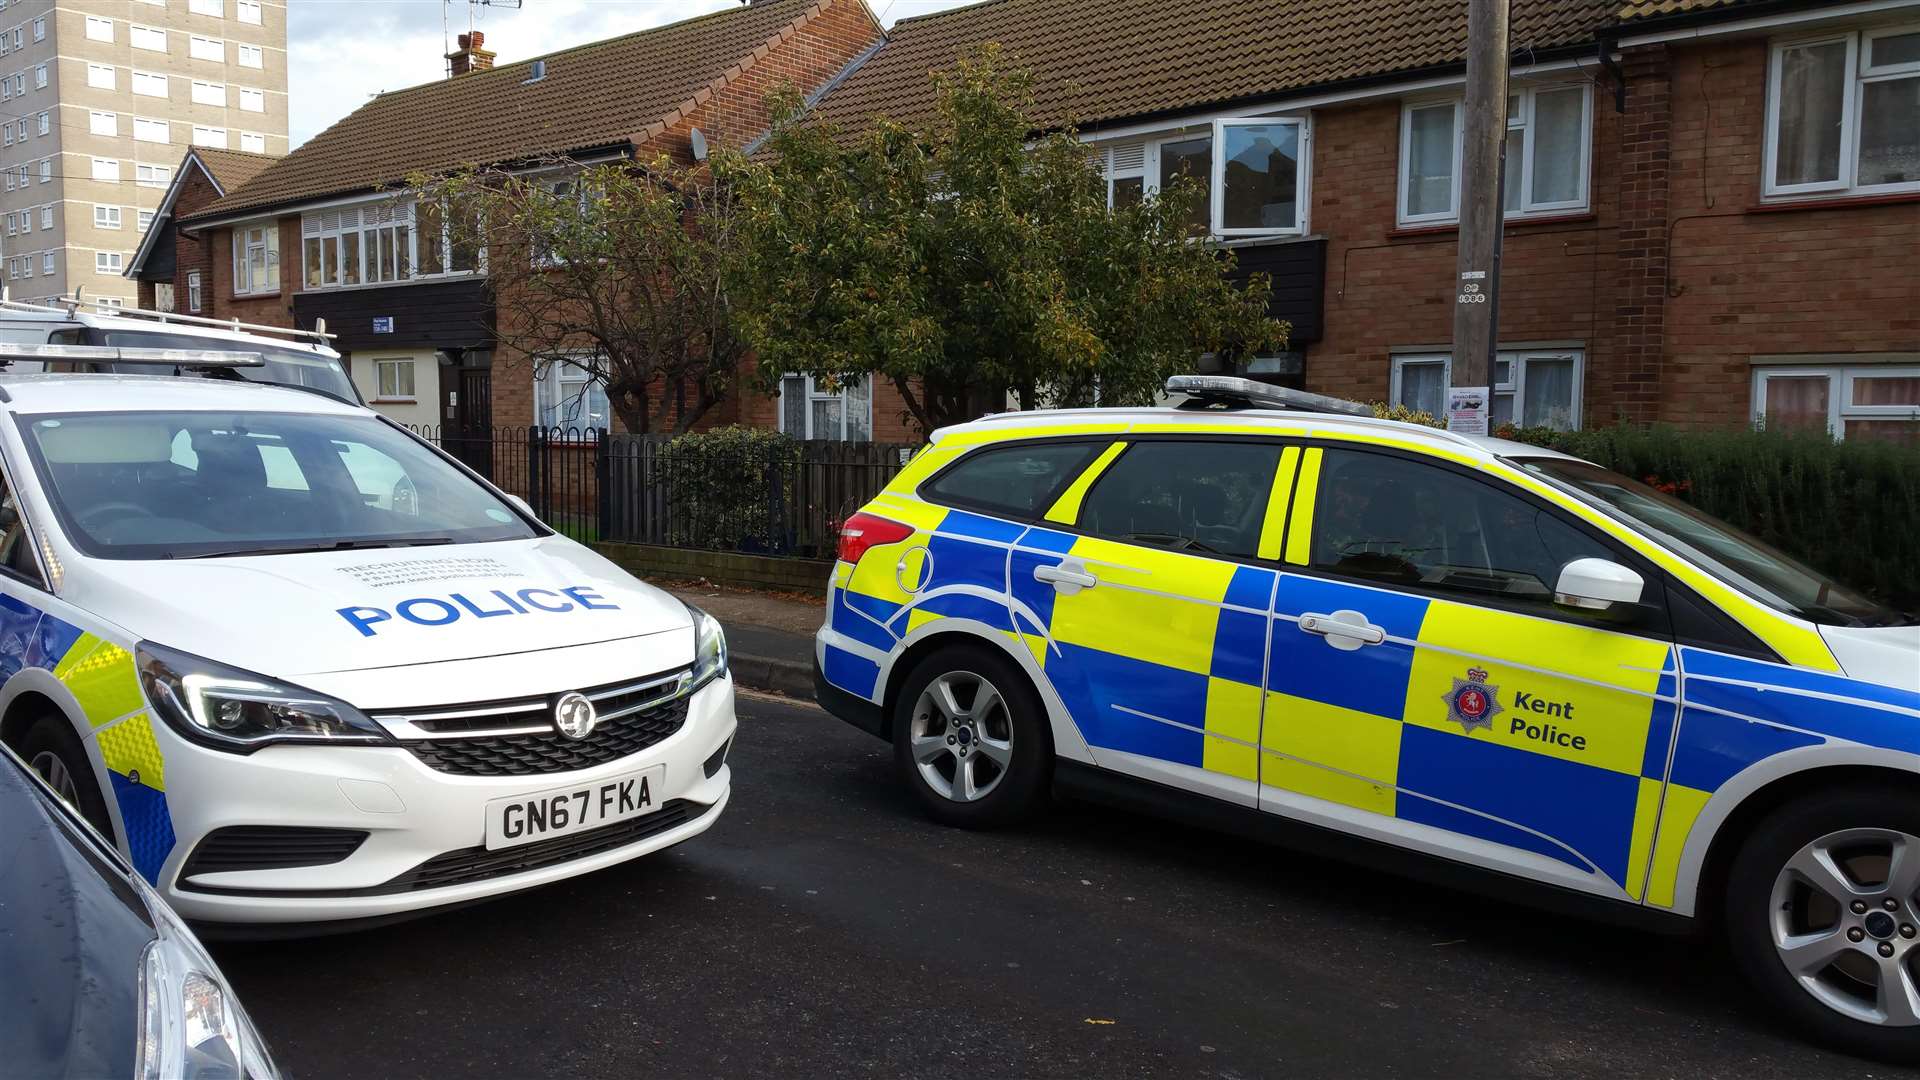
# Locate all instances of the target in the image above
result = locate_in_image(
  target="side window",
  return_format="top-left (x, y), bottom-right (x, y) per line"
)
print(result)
top-left (334, 440), bottom-right (420, 515)
top-left (1309, 448), bottom-right (1617, 611)
top-left (922, 441), bottom-right (1101, 519)
top-left (1080, 440), bottom-right (1282, 558)
top-left (0, 456), bottom-right (45, 588)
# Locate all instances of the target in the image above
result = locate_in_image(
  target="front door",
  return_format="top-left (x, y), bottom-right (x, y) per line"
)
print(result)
top-left (1260, 445), bottom-right (1677, 900)
top-left (446, 365), bottom-right (493, 479)
top-left (1031, 438), bottom-right (1291, 806)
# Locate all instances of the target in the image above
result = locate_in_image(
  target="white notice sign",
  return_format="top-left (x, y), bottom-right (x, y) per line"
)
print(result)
top-left (1446, 386), bottom-right (1490, 436)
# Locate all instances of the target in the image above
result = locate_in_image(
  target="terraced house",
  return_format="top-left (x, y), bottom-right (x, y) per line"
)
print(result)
top-left (128, 0), bottom-right (1917, 442)
top-left (791, 0), bottom-right (1917, 439)
top-left (125, 0), bottom-right (887, 435)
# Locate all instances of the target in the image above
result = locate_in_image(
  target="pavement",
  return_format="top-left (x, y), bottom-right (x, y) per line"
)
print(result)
top-left (658, 580), bottom-right (821, 698)
top-left (213, 691), bottom-right (1904, 1080)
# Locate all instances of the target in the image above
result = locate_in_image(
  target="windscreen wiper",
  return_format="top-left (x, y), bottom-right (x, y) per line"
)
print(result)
top-left (175, 536), bottom-right (456, 559)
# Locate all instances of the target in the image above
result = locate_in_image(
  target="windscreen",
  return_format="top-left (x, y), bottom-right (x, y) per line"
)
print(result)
top-left (82, 330), bottom-right (360, 404)
top-left (19, 410), bottom-right (537, 559)
top-left (1516, 457), bottom-right (1909, 627)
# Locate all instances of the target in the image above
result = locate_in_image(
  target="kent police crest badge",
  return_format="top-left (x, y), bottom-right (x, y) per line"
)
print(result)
top-left (1443, 667), bottom-right (1503, 734)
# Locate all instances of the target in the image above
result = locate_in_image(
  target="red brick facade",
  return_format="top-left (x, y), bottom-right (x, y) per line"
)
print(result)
top-left (1309, 32), bottom-right (1918, 428)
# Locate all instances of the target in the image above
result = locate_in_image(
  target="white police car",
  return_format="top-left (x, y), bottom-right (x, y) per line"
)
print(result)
top-left (0, 363), bottom-right (734, 927)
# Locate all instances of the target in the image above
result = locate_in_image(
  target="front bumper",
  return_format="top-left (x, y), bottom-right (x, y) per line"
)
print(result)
top-left (149, 675), bottom-right (737, 924)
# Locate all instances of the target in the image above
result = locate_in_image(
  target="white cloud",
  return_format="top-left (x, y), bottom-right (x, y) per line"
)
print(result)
top-left (289, 0), bottom-right (987, 148)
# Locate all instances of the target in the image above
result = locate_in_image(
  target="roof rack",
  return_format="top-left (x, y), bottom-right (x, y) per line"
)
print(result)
top-left (0, 294), bottom-right (336, 347)
top-left (1165, 375), bottom-right (1373, 417)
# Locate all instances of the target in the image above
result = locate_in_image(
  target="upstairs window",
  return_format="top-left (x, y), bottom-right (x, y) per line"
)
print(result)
top-left (239, 131), bottom-right (264, 153)
top-left (1104, 143), bottom-right (1145, 208)
top-left (131, 24), bottom-right (167, 51)
top-left (1214, 118), bottom-right (1304, 234)
top-left (191, 124), bottom-right (226, 148)
top-left (1766, 27), bottom-right (1920, 197)
top-left (237, 43), bottom-right (261, 68)
top-left (135, 163), bottom-right (170, 187)
top-left (1399, 83), bottom-right (1592, 226)
top-left (89, 110), bottom-right (116, 137)
top-left (190, 80), bottom-right (224, 106)
top-left (88, 64), bottom-right (117, 91)
top-left (85, 15), bottom-right (114, 41)
top-left (132, 70), bottom-right (168, 97)
top-left (237, 0), bottom-right (261, 23)
top-left (91, 157), bottom-right (119, 182)
top-left (189, 0), bottom-right (222, 16)
top-left (95, 251), bottom-right (123, 274)
top-left (95, 204), bottom-right (122, 229)
top-left (233, 223), bottom-right (278, 294)
top-left (189, 34), bottom-right (222, 61)
top-left (238, 87), bottom-right (263, 112)
top-left (133, 117), bottom-right (169, 143)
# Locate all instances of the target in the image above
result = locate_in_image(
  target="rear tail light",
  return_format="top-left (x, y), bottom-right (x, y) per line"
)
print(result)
top-left (838, 512), bottom-right (913, 564)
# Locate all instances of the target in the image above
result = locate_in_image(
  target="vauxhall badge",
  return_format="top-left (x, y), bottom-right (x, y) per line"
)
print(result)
top-left (1442, 667), bottom-right (1503, 734)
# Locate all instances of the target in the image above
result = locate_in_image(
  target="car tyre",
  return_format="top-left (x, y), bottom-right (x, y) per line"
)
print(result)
top-left (1725, 784), bottom-right (1920, 1064)
top-left (892, 643), bottom-right (1050, 829)
top-left (19, 712), bottom-right (116, 840)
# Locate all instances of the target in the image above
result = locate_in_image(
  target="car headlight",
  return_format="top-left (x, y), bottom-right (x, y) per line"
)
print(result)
top-left (137, 641), bottom-right (388, 752)
top-left (136, 890), bottom-right (279, 1080)
top-left (686, 604), bottom-right (728, 691)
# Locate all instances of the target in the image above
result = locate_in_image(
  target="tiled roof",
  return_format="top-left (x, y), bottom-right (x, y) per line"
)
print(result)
top-left (189, 147), bottom-right (278, 194)
top-left (187, 0), bottom-right (833, 220)
top-left (1616, 0), bottom-right (1752, 19)
top-left (805, 0), bottom-right (1618, 137)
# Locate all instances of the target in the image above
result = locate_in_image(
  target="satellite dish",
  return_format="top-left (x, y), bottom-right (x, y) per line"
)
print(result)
top-left (689, 127), bottom-right (709, 161)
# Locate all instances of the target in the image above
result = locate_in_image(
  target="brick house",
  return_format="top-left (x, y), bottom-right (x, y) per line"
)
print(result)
top-left (126, 0), bottom-right (887, 437)
top-left (801, 0), bottom-right (1918, 438)
top-left (126, 146), bottom-right (276, 316)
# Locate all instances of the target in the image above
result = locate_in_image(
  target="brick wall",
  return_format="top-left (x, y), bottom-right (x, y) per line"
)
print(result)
top-left (204, 217), bottom-right (302, 326)
top-left (168, 165), bottom-right (223, 316)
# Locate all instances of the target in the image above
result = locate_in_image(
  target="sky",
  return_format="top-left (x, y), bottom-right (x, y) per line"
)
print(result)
top-left (287, 0), bottom-right (986, 147)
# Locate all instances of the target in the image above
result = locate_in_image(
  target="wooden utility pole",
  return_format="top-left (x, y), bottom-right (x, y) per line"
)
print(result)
top-left (1447, 0), bottom-right (1511, 434)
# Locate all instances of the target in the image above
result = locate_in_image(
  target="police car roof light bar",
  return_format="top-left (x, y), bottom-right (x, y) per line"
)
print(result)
top-left (1166, 375), bottom-right (1374, 417)
top-left (0, 343), bottom-right (266, 369)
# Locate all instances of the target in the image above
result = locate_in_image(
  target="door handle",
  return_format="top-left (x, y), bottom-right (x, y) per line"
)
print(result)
top-left (1034, 561), bottom-right (1099, 594)
top-left (1298, 609), bottom-right (1386, 649)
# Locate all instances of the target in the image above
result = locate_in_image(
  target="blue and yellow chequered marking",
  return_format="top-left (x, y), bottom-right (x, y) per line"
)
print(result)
top-left (0, 600), bottom-right (175, 883)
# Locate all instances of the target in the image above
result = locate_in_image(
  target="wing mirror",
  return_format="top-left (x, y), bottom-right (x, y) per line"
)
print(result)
top-left (505, 494), bottom-right (538, 521)
top-left (1554, 558), bottom-right (1645, 612)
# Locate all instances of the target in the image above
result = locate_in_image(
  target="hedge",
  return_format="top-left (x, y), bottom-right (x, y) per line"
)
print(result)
top-left (658, 426), bottom-right (800, 552)
top-left (1494, 423), bottom-right (1920, 613)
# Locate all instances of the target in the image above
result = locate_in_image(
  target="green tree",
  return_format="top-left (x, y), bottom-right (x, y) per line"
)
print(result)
top-left (415, 156), bottom-right (746, 434)
top-left (716, 47), bottom-right (1287, 434)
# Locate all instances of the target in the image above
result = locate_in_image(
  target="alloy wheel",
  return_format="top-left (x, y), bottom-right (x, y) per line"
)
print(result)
top-left (29, 748), bottom-right (79, 807)
top-left (908, 670), bottom-right (1014, 803)
top-left (1770, 827), bottom-right (1920, 1026)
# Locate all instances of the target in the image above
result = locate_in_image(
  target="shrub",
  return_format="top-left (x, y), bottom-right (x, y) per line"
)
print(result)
top-left (1494, 422), bottom-right (1920, 612)
top-left (659, 426), bottom-right (800, 551)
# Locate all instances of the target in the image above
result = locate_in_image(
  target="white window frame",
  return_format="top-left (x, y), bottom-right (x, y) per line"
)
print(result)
top-left (238, 131), bottom-right (265, 153)
top-left (1209, 116), bottom-right (1311, 237)
top-left (39, 206), bottom-right (50, 229)
top-left (31, 15), bottom-right (41, 40)
top-left (95, 251), bottom-right (123, 274)
top-left (85, 14), bottom-right (114, 42)
top-left (133, 117), bottom-right (169, 143)
top-left (778, 374), bottom-right (873, 441)
top-left (132, 70), bottom-right (169, 98)
top-left (32, 62), bottom-right (43, 88)
top-left (91, 157), bottom-right (119, 182)
top-left (1763, 25), bottom-right (1920, 199)
top-left (135, 163), bottom-right (169, 187)
top-left (237, 86), bottom-right (263, 112)
top-left (130, 24), bottom-right (167, 52)
top-left (373, 358), bottom-right (417, 401)
top-left (88, 64), bottom-right (117, 91)
top-left (1752, 364), bottom-right (1920, 438)
top-left (191, 124), bottom-right (227, 149)
top-left (189, 34), bottom-right (223, 61)
top-left (1103, 142), bottom-right (1147, 209)
top-left (40, 251), bottom-right (52, 275)
top-left (188, 0), bottom-right (222, 17)
top-left (1397, 83), bottom-right (1593, 227)
top-left (186, 270), bottom-right (203, 312)
top-left (237, 43), bottom-right (262, 68)
top-left (301, 199), bottom-right (483, 290)
top-left (89, 110), bottom-right (117, 137)
top-left (37, 111), bottom-right (48, 136)
top-left (138, 209), bottom-right (155, 231)
top-left (190, 79), bottom-right (224, 106)
top-left (95, 204), bottom-right (122, 229)
top-left (237, 0), bottom-right (261, 23)
top-left (232, 221), bottom-right (277, 294)
top-left (533, 360), bottom-right (609, 431)
top-left (37, 158), bottom-right (48, 183)
top-left (1390, 349), bottom-right (1587, 431)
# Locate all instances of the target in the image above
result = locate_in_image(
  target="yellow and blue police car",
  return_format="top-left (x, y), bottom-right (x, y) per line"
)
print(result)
top-left (814, 375), bottom-right (1920, 1060)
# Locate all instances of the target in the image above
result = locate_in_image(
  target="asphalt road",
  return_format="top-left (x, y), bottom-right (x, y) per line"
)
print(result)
top-left (213, 692), bottom-right (1909, 1079)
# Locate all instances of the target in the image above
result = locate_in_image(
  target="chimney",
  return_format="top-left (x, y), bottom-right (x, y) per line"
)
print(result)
top-left (447, 31), bottom-right (495, 77)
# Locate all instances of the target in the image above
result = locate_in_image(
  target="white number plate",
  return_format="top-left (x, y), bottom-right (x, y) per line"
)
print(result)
top-left (484, 765), bottom-right (664, 851)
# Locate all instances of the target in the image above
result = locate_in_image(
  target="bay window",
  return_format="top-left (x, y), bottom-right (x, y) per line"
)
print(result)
top-left (1753, 364), bottom-right (1920, 443)
top-left (302, 200), bottom-right (479, 290)
top-left (232, 222), bottom-right (278, 294)
top-left (1766, 27), bottom-right (1920, 197)
top-left (779, 375), bottom-right (872, 441)
top-left (1391, 349), bottom-right (1584, 430)
top-left (1398, 83), bottom-right (1592, 226)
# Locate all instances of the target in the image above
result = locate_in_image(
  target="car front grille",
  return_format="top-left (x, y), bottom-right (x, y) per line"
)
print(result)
top-left (385, 799), bottom-right (698, 892)
top-left (181, 826), bottom-right (369, 877)
top-left (370, 668), bottom-right (695, 777)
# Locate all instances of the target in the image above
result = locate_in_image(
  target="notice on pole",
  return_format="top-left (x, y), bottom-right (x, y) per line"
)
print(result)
top-left (1445, 386), bottom-right (1490, 436)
